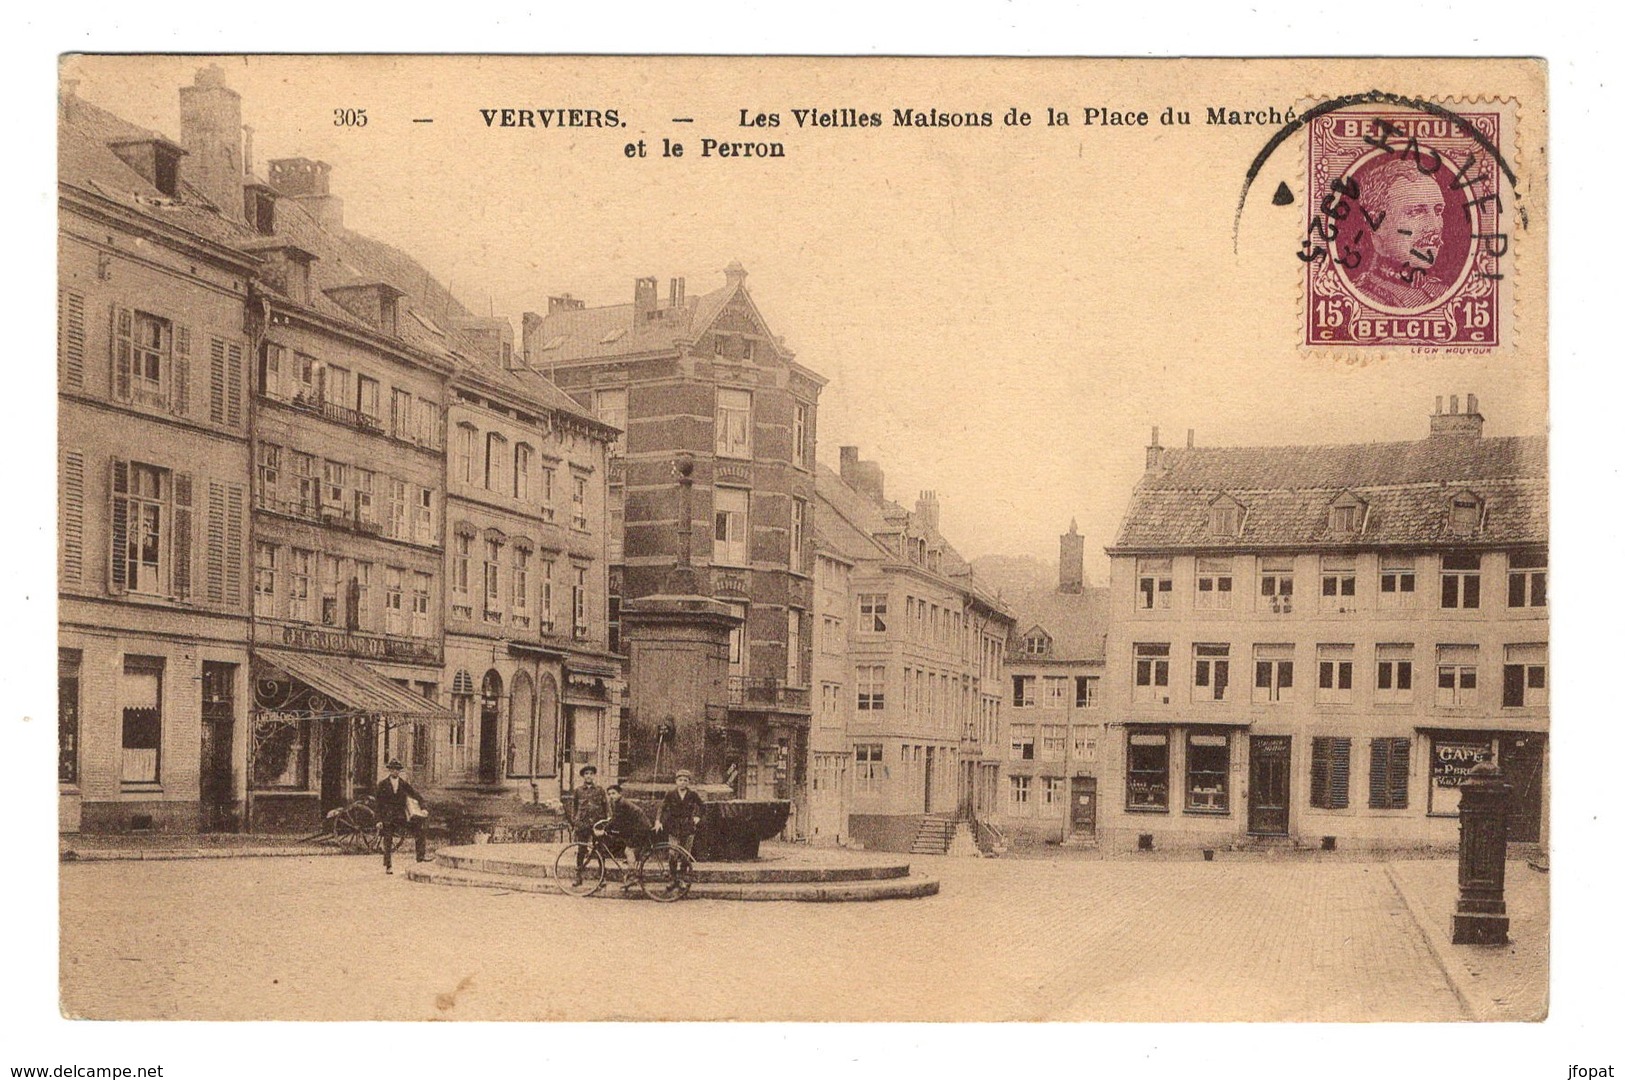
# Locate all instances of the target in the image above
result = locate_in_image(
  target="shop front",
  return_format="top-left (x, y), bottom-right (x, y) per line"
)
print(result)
top-left (1421, 728), bottom-right (1546, 844)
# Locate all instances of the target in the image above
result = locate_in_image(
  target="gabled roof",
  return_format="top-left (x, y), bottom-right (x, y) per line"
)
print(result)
top-left (1003, 586), bottom-right (1112, 662)
top-left (531, 273), bottom-right (778, 366)
top-left (1114, 432), bottom-right (1547, 550)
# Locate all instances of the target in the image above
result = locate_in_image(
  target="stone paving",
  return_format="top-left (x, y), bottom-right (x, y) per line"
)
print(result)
top-left (59, 847), bottom-right (1544, 1022)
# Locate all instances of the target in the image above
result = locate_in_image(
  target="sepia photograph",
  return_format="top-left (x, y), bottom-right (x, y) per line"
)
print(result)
top-left (12, 24), bottom-right (1613, 1075)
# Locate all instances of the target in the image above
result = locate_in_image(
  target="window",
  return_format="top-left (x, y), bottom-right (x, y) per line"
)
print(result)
top-left (387, 479), bottom-right (408, 540)
top-left (793, 402), bottom-right (809, 467)
top-left (1041, 724), bottom-right (1066, 761)
top-left (539, 466), bottom-right (556, 522)
top-left (353, 469), bottom-right (375, 526)
top-left (385, 567), bottom-right (406, 635)
top-left (858, 593), bottom-right (888, 634)
top-left (115, 311), bottom-right (171, 409)
top-left (1012, 674), bottom-right (1035, 708)
top-left (790, 497), bottom-right (806, 572)
top-left (391, 388), bottom-right (414, 440)
top-left (1428, 736), bottom-right (1493, 815)
top-left (1448, 495), bottom-right (1482, 535)
top-left (452, 533), bottom-right (472, 601)
top-left (514, 444), bottom-right (532, 500)
top-left (120, 655), bottom-right (163, 785)
top-left (258, 342), bottom-right (283, 397)
top-left (1320, 555), bottom-right (1356, 610)
top-left (1441, 552), bottom-right (1482, 609)
top-left (414, 487), bottom-right (434, 545)
top-left (512, 548), bottom-right (530, 625)
top-left (726, 602), bottom-right (748, 669)
top-left (253, 714), bottom-right (309, 789)
top-left (572, 565), bottom-right (588, 638)
top-left (1043, 776), bottom-right (1067, 816)
top-left (415, 397), bottom-right (439, 449)
top-left (59, 650), bottom-right (81, 785)
top-left (456, 424), bottom-right (477, 485)
top-left (1503, 644), bottom-right (1548, 708)
top-left (1195, 557), bottom-right (1233, 609)
top-left (1369, 737), bottom-right (1411, 810)
top-left (113, 462), bottom-right (168, 595)
top-left (282, 453), bottom-right (314, 517)
top-left (821, 614), bottom-right (842, 654)
top-left (356, 375), bottom-right (380, 425)
top-left (1075, 676), bottom-right (1100, 708)
top-left (256, 443), bottom-right (280, 507)
top-left (1072, 729), bottom-right (1098, 760)
top-left (595, 389), bottom-right (627, 455)
top-left (1024, 631), bottom-right (1050, 656)
top-left (1258, 555), bottom-right (1295, 613)
top-left (1185, 732), bottom-right (1230, 813)
top-left (1137, 557), bottom-right (1173, 609)
top-left (1126, 730), bottom-right (1170, 810)
top-left (1043, 676), bottom-right (1068, 709)
top-left (1192, 643), bottom-right (1231, 702)
top-left (1132, 643), bottom-right (1170, 704)
top-left (322, 460), bottom-right (348, 515)
top-left (1508, 549), bottom-right (1547, 608)
top-left (352, 562), bottom-right (371, 630)
top-left (320, 555), bottom-right (342, 626)
top-left (293, 353), bottom-right (320, 402)
top-left (856, 665), bottom-right (886, 711)
top-left (715, 387), bottom-right (752, 458)
top-left (1310, 737), bottom-right (1352, 809)
top-left (287, 548), bottom-right (313, 621)
top-left (787, 608), bottom-right (804, 687)
top-left (1328, 500), bottom-right (1362, 534)
top-left (1375, 644), bottom-right (1414, 703)
top-left (1253, 644), bottom-right (1295, 703)
top-left (571, 475), bottom-right (589, 531)
top-left (1316, 644), bottom-right (1355, 704)
top-left (411, 572), bottom-right (431, 637)
top-left (486, 432), bottom-right (508, 492)
top-left (483, 540), bottom-right (502, 621)
top-left (1010, 724), bottom-right (1035, 760)
top-left (855, 744), bottom-right (884, 793)
top-left (324, 365), bottom-right (351, 412)
top-left (1209, 502), bottom-right (1240, 536)
top-left (1009, 775), bottom-right (1033, 814)
top-left (1380, 555), bottom-right (1417, 609)
top-left (1436, 645), bottom-right (1479, 707)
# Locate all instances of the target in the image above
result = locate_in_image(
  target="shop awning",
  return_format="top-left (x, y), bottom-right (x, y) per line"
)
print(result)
top-left (255, 648), bottom-right (458, 724)
top-left (1119, 717), bottom-right (1254, 728)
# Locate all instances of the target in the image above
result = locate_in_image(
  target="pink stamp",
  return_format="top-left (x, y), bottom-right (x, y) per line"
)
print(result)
top-left (1303, 106), bottom-right (1507, 351)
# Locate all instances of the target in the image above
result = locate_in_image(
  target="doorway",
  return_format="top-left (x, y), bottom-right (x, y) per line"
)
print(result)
top-left (199, 662), bottom-right (236, 832)
top-left (1070, 775), bottom-right (1097, 838)
top-left (1248, 735), bottom-right (1291, 835)
top-left (923, 746), bottom-right (936, 814)
top-left (478, 670), bottom-right (503, 785)
top-left (1500, 733), bottom-right (1545, 843)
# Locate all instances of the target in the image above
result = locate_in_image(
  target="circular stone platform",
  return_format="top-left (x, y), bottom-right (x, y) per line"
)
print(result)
top-left (405, 842), bottom-right (939, 901)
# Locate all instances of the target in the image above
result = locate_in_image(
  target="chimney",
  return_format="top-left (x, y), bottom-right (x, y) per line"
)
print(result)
top-left (1059, 519), bottom-right (1086, 593)
top-left (178, 65), bottom-right (244, 222)
top-left (267, 158), bottom-right (343, 230)
top-left (839, 446), bottom-right (886, 505)
top-left (242, 125), bottom-right (255, 175)
top-left (669, 277), bottom-right (686, 308)
top-left (548, 294), bottom-right (585, 314)
top-left (724, 260), bottom-right (748, 287)
top-left (1187, 428), bottom-right (1195, 449)
top-left (915, 491), bottom-right (941, 533)
top-left (634, 276), bottom-right (659, 322)
top-left (1429, 391), bottom-right (1485, 438)
top-left (1145, 426), bottom-right (1165, 471)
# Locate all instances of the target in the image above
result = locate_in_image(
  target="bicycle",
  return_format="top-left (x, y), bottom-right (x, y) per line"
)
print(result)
top-left (553, 820), bottom-right (696, 902)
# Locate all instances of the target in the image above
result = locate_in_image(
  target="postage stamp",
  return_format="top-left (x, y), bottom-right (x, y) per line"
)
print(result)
top-left (1302, 102), bottom-right (1513, 353)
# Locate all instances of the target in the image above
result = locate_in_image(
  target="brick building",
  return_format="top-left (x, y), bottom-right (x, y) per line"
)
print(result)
top-left (523, 266), bottom-right (825, 826)
top-left (1099, 397), bottom-right (1548, 852)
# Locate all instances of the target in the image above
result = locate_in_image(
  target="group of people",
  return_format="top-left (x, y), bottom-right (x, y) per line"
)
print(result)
top-left (370, 759), bottom-right (705, 882)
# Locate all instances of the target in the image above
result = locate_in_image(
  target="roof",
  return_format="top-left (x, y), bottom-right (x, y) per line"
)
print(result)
top-left (1002, 586), bottom-right (1112, 662)
top-left (531, 275), bottom-right (769, 366)
top-left (1113, 432), bottom-right (1548, 551)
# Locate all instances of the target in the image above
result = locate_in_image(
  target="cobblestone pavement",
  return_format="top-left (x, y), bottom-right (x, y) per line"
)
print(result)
top-left (60, 852), bottom-right (1503, 1022)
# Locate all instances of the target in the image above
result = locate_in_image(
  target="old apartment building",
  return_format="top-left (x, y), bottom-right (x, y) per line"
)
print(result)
top-left (523, 267), bottom-right (825, 823)
top-left (1100, 398), bottom-right (1548, 852)
top-left (815, 450), bottom-right (1014, 853)
top-left (1000, 523), bottom-right (1111, 845)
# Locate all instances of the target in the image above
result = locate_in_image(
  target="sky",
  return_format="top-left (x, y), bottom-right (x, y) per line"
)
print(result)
top-left (60, 55), bottom-right (1548, 584)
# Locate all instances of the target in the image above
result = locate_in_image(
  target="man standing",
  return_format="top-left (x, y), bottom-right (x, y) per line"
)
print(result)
top-left (569, 764), bottom-right (609, 884)
top-left (655, 769), bottom-right (705, 857)
top-left (373, 759), bottom-right (427, 874)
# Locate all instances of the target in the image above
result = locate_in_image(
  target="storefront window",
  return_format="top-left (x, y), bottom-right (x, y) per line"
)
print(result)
top-left (1428, 736), bottom-right (1495, 816)
top-left (1185, 731), bottom-right (1230, 813)
top-left (1126, 730), bottom-right (1169, 810)
top-left (251, 717), bottom-right (309, 789)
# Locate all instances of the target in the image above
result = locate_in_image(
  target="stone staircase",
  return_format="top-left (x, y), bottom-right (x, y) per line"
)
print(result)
top-left (909, 814), bottom-right (958, 855)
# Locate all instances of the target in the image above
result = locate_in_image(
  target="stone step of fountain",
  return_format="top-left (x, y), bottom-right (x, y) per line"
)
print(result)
top-left (406, 861), bottom-right (940, 902)
top-left (432, 842), bottom-right (917, 884)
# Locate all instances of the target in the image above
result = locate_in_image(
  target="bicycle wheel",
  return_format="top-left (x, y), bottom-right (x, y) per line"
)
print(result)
top-left (638, 842), bottom-right (695, 902)
top-left (553, 843), bottom-right (605, 897)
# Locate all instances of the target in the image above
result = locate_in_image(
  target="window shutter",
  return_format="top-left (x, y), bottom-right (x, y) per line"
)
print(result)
top-left (108, 458), bottom-right (129, 593)
top-left (209, 338), bottom-right (227, 424)
top-left (1369, 739), bottom-right (1390, 808)
top-left (62, 448), bottom-right (85, 585)
top-left (225, 484), bottom-right (244, 606)
top-left (1387, 738), bottom-right (1410, 809)
top-left (172, 326), bottom-right (191, 417)
top-left (60, 289), bottom-right (86, 391)
top-left (172, 471), bottom-right (194, 600)
top-left (111, 306), bottom-right (133, 402)
top-left (1311, 737), bottom-right (1351, 809)
top-left (205, 481), bottom-right (227, 605)
top-left (225, 342), bottom-right (245, 427)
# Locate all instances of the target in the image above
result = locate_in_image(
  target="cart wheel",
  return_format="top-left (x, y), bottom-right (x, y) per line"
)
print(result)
top-left (554, 843), bottom-right (605, 897)
top-left (334, 808), bottom-right (373, 853)
top-left (639, 842), bottom-right (695, 902)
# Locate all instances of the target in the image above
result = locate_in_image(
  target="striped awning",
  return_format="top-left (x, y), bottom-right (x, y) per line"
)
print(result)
top-left (256, 648), bottom-right (458, 724)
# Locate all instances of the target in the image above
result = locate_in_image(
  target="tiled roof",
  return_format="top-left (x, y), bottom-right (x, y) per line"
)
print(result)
top-left (1003, 586), bottom-right (1112, 662)
top-left (1114, 434), bottom-right (1548, 550)
top-left (531, 286), bottom-right (721, 364)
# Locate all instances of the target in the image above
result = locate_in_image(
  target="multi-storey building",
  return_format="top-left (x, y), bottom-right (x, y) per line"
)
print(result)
top-left (999, 522), bottom-right (1111, 844)
top-left (523, 266), bottom-right (825, 824)
top-left (816, 450), bottom-right (1015, 852)
top-left (58, 79), bottom-right (262, 834)
top-left (1100, 396), bottom-right (1548, 852)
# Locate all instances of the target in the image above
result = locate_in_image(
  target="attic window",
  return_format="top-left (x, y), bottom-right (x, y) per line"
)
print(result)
top-left (244, 189), bottom-right (276, 235)
top-left (152, 146), bottom-right (180, 198)
top-left (1024, 631), bottom-right (1051, 656)
top-left (1448, 495), bottom-right (1483, 535)
top-left (1210, 503), bottom-right (1242, 537)
top-left (1327, 495), bottom-right (1365, 535)
top-left (600, 328), bottom-right (626, 345)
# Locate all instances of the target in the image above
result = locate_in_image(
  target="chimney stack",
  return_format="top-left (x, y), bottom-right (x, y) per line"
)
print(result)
top-left (178, 65), bottom-right (244, 223)
top-left (1187, 428), bottom-right (1195, 449)
top-left (1430, 392), bottom-right (1486, 439)
top-left (669, 277), bottom-right (686, 308)
top-left (839, 446), bottom-right (886, 505)
top-left (724, 260), bottom-right (748, 287)
top-left (548, 294), bottom-right (585, 314)
top-left (1058, 519), bottom-right (1086, 593)
top-left (915, 491), bottom-right (941, 533)
top-left (634, 276), bottom-right (659, 322)
top-left (268, 158), bottom-right (343, 230)
top-left (1145, 426), bottom-right (1165, 472)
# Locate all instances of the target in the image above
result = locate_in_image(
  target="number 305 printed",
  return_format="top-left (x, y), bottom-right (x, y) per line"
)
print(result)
top-left (334, 108), bottom-right (368, 127)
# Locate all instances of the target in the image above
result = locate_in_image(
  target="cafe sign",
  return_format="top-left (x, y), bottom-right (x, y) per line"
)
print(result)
top-left (1431, 739), bottom-right (1494, 788)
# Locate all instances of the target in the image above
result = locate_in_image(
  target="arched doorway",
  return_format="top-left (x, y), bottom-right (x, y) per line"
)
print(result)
top-left (478, 670), bottom-right (503, 784)
top-left (508, 671), bottom-right (535, 778)
top-left (536, 674), bottom-right (560, 781)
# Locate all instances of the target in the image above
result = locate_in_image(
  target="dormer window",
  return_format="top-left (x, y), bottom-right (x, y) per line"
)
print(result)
top-left (1024, 629), bottom-right (1052, 656)
top-left (108, 138), bottom-right (184, 198)
top-left (1327, 491), bottom-right (1366, 535)
top-left (1447, 490), bottom-right (1483, 536)
top-left (243, 185), bottom-right (276, 235)
top-left (1208, 494), bottom-right (1245, 537)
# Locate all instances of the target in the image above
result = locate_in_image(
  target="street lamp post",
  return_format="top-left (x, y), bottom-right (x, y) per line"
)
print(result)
top-left (1452, 759), bottom-right (1512, 946)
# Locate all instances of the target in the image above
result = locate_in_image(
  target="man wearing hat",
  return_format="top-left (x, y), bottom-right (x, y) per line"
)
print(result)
top-left (568, 764), bottom-right (610, 884)
top-left (373, 759), bottom-right (428, 873)
top-left (655, 769), bottom-right (704, 857)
